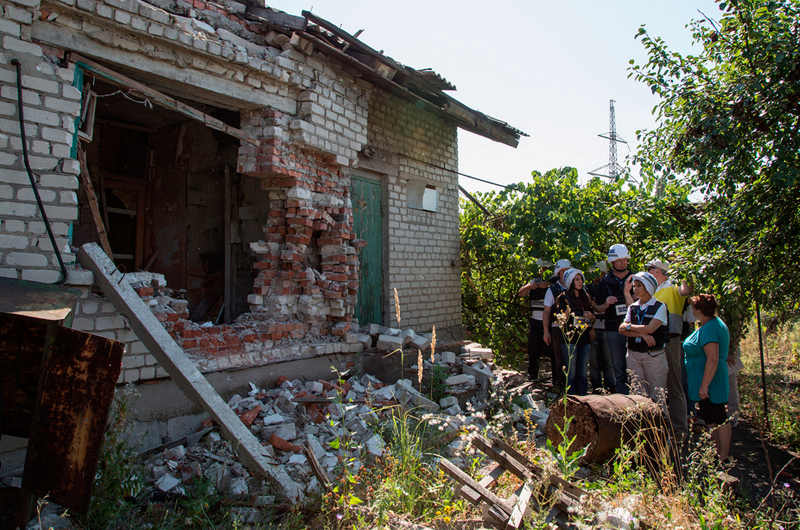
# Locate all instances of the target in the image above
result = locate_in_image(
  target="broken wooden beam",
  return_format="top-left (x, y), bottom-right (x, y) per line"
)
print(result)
top-left (76, 147), bottom-right (112, 259)
top-left (77, 242), bottom-right (300, 501)
top-left (69, 55), bottom-right (260, 147)
top-left (438, 458), bottom-right (513, 520)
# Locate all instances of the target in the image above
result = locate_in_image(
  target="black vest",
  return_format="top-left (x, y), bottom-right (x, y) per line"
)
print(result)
top-left (627, 301), bottom-right (669, 352)
top-left (549, 282), bottom-right (565, 299)
top-left (528, 280), bottom-right (546, 318)
top-left (598, 271), bottom-right (633, 325)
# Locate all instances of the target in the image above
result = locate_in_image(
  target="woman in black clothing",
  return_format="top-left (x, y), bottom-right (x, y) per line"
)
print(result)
top-left (554, 268), bottom-right (595, 395)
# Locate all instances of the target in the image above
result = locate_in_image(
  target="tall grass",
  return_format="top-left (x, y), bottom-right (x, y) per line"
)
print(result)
top-left (740, 318), bottom-right (800, 450)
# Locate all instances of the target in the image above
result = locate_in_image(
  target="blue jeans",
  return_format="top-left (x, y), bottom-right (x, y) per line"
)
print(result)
top-left (561, 342), bottom-right (591, 396)
top-left (590, 330), bottom-right (615, 391)
top-left (604, 329), bottom-right (629, 394)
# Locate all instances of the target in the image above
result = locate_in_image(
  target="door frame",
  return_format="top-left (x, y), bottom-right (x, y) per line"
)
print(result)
top-left (350, 169), bottom-right (389, 326)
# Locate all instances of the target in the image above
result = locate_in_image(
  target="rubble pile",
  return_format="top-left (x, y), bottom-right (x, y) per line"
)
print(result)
top-left (139, 341), bottom-right (549, 502)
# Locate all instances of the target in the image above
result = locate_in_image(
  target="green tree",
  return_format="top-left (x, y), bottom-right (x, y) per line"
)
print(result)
top-left (460, 168), bottom-right (693, 367)
top-left (631, 0), bottom-right (800, 328)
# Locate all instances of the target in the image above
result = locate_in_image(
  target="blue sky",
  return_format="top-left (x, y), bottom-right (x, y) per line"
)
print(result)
top-left (271, 0), bottom-right (721, 194)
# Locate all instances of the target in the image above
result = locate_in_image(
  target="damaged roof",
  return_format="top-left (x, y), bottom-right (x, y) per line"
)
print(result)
top-left (242, 3), bottom-right (528, 148)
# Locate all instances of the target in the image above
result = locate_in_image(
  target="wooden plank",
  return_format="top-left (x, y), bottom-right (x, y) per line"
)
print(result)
top-left (77, 243), bottom-right (300, 501)
top-left (438, 459), bottom-right (513, 518)
top-left (493, 438), bottom-right (588, 500)
top-left (302, 11), bottom-right (406, 74)
top-left (471, 435), bottom-right (531, 481)
top-left (303, 444), bottom-right (332, 492)
top-left (508, 483), bottom-right (534, 529)
top-left (69, 54), bottom-right (260, 147)
top-left (459, 464), bottom-right (505, 506)
top-left (76, 148), bottom-right (112, 258)
top-left (245, 6), bottom-right (307, 30)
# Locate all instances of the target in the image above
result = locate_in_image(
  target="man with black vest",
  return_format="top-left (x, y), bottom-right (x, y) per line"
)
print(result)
top-left (619, 271), bottom-right (669, 405)
top-left (542, 259), bottom-right (572, 389)
top-left (593, 244), bottom-right (634, 393)
top-left (518, 263), bottom-right (551, 380)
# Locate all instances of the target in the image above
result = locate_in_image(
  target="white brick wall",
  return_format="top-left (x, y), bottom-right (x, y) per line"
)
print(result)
top-left (0, 0), bottom-right (81, 281)
top-left (0, 0), bottom-right (464, 342)
top-left (367, 91), bottom-right (462, 336)
top-left (71, 290), bottom-right (161, 384)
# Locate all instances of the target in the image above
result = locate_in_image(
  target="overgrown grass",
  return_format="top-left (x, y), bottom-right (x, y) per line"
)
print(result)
top-left (740, 318), bottom-right (800, 451)
top-left (82, 312), bottom-right (800, 529)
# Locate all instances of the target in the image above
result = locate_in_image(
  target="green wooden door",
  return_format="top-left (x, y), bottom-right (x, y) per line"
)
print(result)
top-left (351, 176), bottom-right (383, 325)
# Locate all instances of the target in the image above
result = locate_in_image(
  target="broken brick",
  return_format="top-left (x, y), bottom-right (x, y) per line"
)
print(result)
top-left (268, 434), bottom-right (303, 453)
top-left (239, 405), bottom-right (261, 428)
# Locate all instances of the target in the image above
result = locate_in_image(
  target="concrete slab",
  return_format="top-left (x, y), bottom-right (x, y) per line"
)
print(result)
top-left (78, 243), bottom-right (299, 501)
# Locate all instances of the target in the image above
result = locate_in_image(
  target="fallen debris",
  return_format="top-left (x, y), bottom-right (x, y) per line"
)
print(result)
top-left (439, 434), bottom-right (591, 529)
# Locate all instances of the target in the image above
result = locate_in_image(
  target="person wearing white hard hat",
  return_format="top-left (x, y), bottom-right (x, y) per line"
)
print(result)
top-left (619, 272), bottom-right (670, 405)
top-left (647, 259), bottom-right (692, 441)
top-left (542, 258), bottom-right (572, 389)
top-left (553, 268), bottom-right (595, 395)
top-left (593, 244), bottom-right (634, 393)
top-left (518, 262), bottom-right (552, 380)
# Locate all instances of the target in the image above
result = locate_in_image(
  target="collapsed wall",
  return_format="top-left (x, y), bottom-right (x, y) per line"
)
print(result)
top-left (0, 0), bottom-right (466, 388)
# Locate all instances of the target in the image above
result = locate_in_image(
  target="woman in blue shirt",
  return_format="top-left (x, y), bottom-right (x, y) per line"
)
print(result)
top-left (683, 293), bottom-right (731, 461)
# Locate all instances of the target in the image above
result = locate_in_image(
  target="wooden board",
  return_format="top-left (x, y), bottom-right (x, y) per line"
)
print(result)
top-left (438, 458), bottom-right (513, 519)
top-left (76, 148), bottom-right (113, 258)
top-left (69, 55), bottom-right (259, 146)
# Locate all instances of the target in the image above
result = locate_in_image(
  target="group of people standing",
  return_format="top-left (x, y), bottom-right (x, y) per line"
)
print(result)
top-left (518, 244), bottom-right (735, 459)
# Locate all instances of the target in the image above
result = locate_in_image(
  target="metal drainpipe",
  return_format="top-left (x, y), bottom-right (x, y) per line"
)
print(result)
top-left (11, 59), bottom-right (67, 285)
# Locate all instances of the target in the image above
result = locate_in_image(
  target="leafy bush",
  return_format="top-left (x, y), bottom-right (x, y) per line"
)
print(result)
top-left (460, 167), bottom-right (693, 368)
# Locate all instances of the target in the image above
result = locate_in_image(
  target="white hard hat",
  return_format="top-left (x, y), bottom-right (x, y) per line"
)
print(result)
top-left (607, 244), bottom-right (630, 262)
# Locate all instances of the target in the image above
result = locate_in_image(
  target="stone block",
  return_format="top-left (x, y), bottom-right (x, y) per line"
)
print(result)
top-left (441, 351), bottom-right (456, 364)
top-left (444, 374), bottom-right (470, 386)
top-left (439, 396), bottom-right (458, 408)
top-left (261, 422), bottom-right (296, 441)
top-left (462, 362), bottom-right (493, 385)
top-left (376, 333), bottom-right (403, 351)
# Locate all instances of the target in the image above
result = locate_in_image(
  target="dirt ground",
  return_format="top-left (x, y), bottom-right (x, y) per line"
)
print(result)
top-left (727, 418), bottom-right (800, 505)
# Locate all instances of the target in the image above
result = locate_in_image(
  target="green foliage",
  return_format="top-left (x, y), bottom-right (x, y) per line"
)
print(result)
top-left (425, 363), bottom-right (448, 404)
top-left (82, 385), bottom-right (145, 530)
top-left (460, 167), bottom-right (692, 367)
top-left (631, 0), bottom-right (800, 323)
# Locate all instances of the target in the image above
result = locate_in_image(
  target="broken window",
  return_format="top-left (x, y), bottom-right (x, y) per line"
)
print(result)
top-left (71, 74), bottom-right (257, 324)
top-left (407, 180), bottom-right (438, 212)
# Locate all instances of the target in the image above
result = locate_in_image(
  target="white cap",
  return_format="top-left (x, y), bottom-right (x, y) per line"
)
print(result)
top-left (607, 244), bottom-right (630, 262)
top-left (563, 268), bottom-right (584, 290)
top-left (633, 271), bottom-right (658, 296)
top-left (645, 259), bottom-right (670, 273)
top-left (553, 259), bottom-right (572, 275)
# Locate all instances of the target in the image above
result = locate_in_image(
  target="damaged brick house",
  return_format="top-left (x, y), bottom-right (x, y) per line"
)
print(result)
top-left (0, 0), bottom-right (524, 392)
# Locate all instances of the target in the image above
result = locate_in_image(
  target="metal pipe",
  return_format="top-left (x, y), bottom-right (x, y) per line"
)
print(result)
top-left (755, 297), bottom-right (769, 431)
top-left (11, 59), bottom-right (67, 284)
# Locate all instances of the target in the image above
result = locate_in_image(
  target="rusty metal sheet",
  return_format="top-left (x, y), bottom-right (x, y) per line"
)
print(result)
top-left (22, 327), bottom-right (123, 514)
top-left (0, 278), bottom-right (81, 322)
top-left (0, 313), bottom-right (52, 438)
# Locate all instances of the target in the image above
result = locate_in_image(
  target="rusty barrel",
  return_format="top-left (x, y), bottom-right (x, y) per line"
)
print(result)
top-left (545, 394), bottom-right (666, 463)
